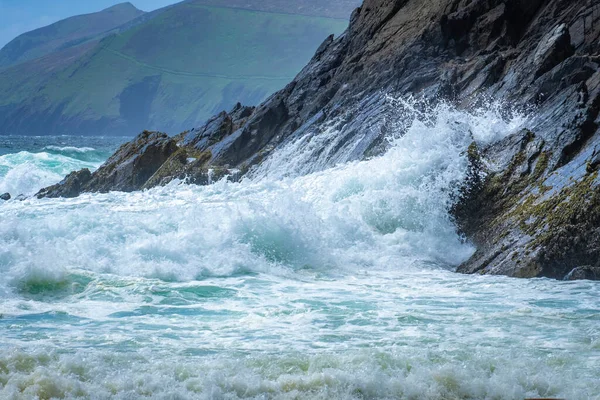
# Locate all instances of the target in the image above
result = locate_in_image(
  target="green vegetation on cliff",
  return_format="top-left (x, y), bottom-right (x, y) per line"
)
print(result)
top-left (0, 1), bottom-right (353, 136)
top-left (0, 2), bottom-right (145, 68)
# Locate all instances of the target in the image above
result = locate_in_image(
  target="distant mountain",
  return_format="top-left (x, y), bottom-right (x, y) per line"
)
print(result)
top-left (0, 3), bottom-right (145, 69)
top-left (178, 0), bottom-right (362, 18)
top-left (0, 0), bottom-right (359, 136)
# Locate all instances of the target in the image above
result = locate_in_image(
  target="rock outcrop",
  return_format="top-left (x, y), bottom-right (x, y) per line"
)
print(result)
top-left (38, 131), bottom-right (179, 197)
top-left (36, 169), bottom-right (93, 199)
top-left (564, 265), bottom-right (600, 280)
top-left (39, 0), bottom-right (600, 280)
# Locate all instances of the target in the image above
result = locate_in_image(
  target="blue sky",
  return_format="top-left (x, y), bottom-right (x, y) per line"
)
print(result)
top-left (0, 0), bottom-right (181, 48)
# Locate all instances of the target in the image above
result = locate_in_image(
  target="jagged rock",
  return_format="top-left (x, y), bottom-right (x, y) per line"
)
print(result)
top-left (85, 130), bottom-right (179, 193)
top-left (142, 103), bottom-right (256, 188)
top-left (38, 131), bottom-right (178, 197)
top-left (0, 193), bottom-right (10, 201)
top-left (36, 169), bottom-right (92, 199)
top-left (564, 266), bottom-right (600, 281)
top-left (533, 24), bottom-right (574, 78)
top-left (39, 0), bottom-right (600, 279)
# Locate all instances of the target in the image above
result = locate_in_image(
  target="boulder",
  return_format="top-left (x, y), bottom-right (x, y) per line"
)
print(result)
top-left (37, 131), bottom-right (178, 197)
top-left (0, 193), bottom-right (10, 201)
top-left (564, 266), bottom-right (600, 281)
top-left (84, 130), bottom-right (179, 193)
top-left (36, 169), bottom-right (92, 199)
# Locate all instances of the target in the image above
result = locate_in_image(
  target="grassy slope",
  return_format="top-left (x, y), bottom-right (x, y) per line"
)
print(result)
top-left (0, 3), bottom-right (145, 69)
top-left (0, 3), bottom-right (348, 136)
top-left (181, 0), bottom-right (361, 19)
top-left (114, 3), bottom-right (344, 77)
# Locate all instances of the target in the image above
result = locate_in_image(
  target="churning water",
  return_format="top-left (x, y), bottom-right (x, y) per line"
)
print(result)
top-left (0, 104), bottom-right (598, 399)
top-left (0, 136), bottom-right (123, 197)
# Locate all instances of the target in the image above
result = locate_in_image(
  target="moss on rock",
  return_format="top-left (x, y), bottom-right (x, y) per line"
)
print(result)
top-left (455, 125), bottom-right (600, 279)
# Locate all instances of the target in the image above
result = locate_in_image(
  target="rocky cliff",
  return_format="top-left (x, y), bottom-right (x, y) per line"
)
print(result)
top-left (38, 0), bottom-right (600, 280)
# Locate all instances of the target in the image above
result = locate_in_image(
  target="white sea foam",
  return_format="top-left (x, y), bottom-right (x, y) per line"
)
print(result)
top-left (0, 101), bottom-right (598, 399)
top-left (0, 151), bottom-right (103, 196)
top-left (43, 145), bottom-right (97, 153)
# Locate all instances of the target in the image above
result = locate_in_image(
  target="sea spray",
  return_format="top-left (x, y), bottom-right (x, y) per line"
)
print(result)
top-left (0, 137), bottom-right (120, 196)
top-left (250, 96), bottom-right (527, 180)
top-left (1, 100), bottom-right (521, 283)
top-left (0, 151), bottom-right (102, 196)
top-left (0, 103), bottom-right (598, 399)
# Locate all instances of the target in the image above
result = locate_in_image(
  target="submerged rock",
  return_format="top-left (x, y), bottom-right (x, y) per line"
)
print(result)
top-left (0, 193), bottom-right (10, 201)
top-left (39, 0), bottom-right (600, 279)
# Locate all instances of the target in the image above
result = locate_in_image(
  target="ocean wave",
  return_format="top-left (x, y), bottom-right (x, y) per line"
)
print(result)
top-left (42, 145), bottom-right (110, 163)
top-left (0, 346), bottom-right (592, 399)
top-left (0, 101), bottom-right (523, 280)
top-left (0, 151), bottom-right (103, 196)
top-left (1, 103), bottom-right (597, 399)
top-left (43, 145), bottom-right (97, 153)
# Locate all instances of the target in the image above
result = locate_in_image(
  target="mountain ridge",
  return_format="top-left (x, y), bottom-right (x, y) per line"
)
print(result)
top-left (180, 0), bottom-right (363, 19)
top-left (0, 1), bottom-right (357, 136)
top-left (0, 2), bottom-right (145, 69)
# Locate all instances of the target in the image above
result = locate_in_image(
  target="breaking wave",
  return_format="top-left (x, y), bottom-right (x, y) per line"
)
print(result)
top-left (0, 101), bottom-right (598, 399)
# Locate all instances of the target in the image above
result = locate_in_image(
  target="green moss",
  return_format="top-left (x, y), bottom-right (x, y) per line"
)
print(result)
top-left (143, 147), bottom-right (213, 189)
top-left (479, 142), bottom-right (553, 229)
top-left (532, 151), bottom-right (550, 178)
top-left (522, 171), bottom-right (599, 248)
top-left (467, 142), bottom-right (480, 163)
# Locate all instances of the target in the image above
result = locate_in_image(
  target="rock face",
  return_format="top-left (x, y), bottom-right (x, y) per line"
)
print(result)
top-left (36, 169), bottom-right (93, 199)
top-left (564, 266), bottom-right (600, 281)
top-left (37, 131), bottom-right (179, 197)
top-left (40, 0), bottom-right (600, 280)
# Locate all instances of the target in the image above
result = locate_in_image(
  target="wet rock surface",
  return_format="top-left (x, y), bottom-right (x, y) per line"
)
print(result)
top-left (564, 265), bottom-right (600, 281)
top-left (36, 169), bottom-right (92, 199)
top-left (0, 193), bottom-right (10, 201)
top-left (37, 131), bottom-right (179, 197)
top-left (39, 0), bottom-right (600, 279)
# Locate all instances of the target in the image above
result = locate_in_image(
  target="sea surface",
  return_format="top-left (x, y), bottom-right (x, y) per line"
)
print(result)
top-left (0, 106), bottom-right (599, 399)
top-left (0, 136), bottom-right (126, 197)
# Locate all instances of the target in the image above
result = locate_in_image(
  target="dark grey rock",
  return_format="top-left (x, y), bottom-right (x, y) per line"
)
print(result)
top-left (37, 131), bottom-right (178, 197)
top-left (0, 193), bottom-right (10, 201)
top-left (533, 24), bottom-right (574, 78)
top-left (564, 266), bottom-right (600, 281)
top-left (36, 169), bottom-right (92, 199)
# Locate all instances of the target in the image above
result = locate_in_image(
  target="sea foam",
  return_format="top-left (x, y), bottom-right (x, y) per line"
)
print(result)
top-left (0, 101), bottom-right (598, 400)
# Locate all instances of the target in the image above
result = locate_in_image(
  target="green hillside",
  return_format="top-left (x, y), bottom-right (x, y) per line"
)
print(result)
top-left (0, 3), bottom-right (145, 69)
top-left (0, 2), bottom-right (351, 136)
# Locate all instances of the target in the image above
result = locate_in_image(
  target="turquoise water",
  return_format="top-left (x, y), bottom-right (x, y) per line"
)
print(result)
top-left (0, 106), bottom-right (599, 399)
top-left (0, 136), bottom-right (126, 197)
